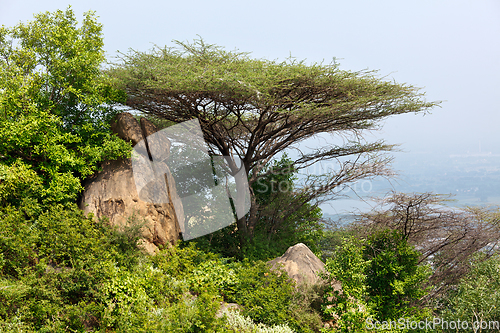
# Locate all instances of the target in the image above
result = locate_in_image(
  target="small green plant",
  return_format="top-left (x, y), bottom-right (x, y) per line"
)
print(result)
top-left (322, 235), bottom-right (372, 332)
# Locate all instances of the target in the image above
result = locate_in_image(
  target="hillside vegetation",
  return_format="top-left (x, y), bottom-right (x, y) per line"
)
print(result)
top-left (1, 8), bottom-right (499, 332)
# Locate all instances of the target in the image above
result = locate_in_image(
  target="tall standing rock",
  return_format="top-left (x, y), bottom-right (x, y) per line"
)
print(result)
top-left (79, 113), bottom-right (183, 254)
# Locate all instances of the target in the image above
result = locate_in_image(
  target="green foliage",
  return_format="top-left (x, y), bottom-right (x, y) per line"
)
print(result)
top-left (88, 243), bottom-right (229, 332)
top-left (226, 260), bottom-right (295, 327)
top-left (323, 230), bottom-right (432, 332)
top-left (111, 38), bottom-right (436, 120)
top-left (248, 154), bottom-right (325, 260)
top-left (0, 207), bottom-right (235, 332)
top-left (36, 205), bottom-right (144, 270)
top-left (0, 8), bottom-right (130, 210)
top-left (0, 7), bottom-right (124, 131)
top-left (364, 230), bottom-right (431, 320)
top-left (322, 235), bottom-right (372, 332)
top-left (225, 260), bottom-right (324, 333)
top-left (17, 208), bottom-right (177, 330)
top-left (252, 154), bottom-right (299, 205)
top-left (187, 259), bottom-right (239, 295)
top-left (0, 203), bottom-right (146, 331)
top-left (151, 242), bottom-right (220, 278)
top-left (440, 254), bottom-right (500, 332)
top-left (0, 205), bottom-right (38, 278)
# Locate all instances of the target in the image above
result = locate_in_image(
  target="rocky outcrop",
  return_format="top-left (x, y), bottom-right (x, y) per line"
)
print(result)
top-left (79, 113), bottom-right (182, 254)
top-left (268, 243), bottom-right (326, 286)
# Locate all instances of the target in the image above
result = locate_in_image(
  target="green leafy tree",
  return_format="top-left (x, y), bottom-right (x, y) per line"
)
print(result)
top-left (323, 230), bottom-right (431, 331)
top-left (109, 39), bottom-right (439, 247)
top-left (363, 229), bottom-right (431, 320)
top-left (246, 154), bottom-right (324, 260)
top-left (0, 8), bottom-right (129, 209)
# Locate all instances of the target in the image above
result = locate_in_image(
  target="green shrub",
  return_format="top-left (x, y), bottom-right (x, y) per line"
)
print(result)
top-left (226, 260), bottom-right (295, 327)
top-left (0, 203), bottom-right (147, 331)
top-left (322, 235), bottom-right (372, 332)
top-left (322, 230), bottom-right (432, 332)
top-left (440, 253), bottom-right (500, 332)
top-left (0, 206), bottom-right (39, 278)
top-left (187, 258), bottom-right (239, 295)
top-left (151, 242), bottom-right (220, 278)
top-left (364, 230), bottom-right (431, 320)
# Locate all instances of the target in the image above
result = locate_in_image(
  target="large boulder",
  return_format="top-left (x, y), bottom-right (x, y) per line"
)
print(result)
top-left (267, 243), bottom-right (326, 286)
top-left (79, 113), bottom-right (183, 254)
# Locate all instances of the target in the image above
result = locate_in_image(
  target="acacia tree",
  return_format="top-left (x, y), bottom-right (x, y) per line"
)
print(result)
top-left (109, 39), bottom-right (438, 246)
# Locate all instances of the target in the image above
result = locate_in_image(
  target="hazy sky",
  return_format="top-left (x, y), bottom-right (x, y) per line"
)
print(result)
top-left (2, 0), bottom-right (499, 155)
top-left (2, 1), bottom-right (499, 212)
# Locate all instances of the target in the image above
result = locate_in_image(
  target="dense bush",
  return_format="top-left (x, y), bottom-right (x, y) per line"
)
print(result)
top-left (224, 260), bottom-right (323, 333)
top-left (0, 211), bottom-right (231, 332)
top-left (364, 230), bottom-right (431, 320)
top-left (226, 260), bottom-right (295, 326)
top-left (322, 230), bottom-right (432, 332)
top-left (440, 254), bottom-right (500, 332)
top-left (0, 203), bottom-right (144, 330)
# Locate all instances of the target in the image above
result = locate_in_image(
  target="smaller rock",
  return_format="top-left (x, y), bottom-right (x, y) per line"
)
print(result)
top-left (267, 243), bottom-right (325, 286)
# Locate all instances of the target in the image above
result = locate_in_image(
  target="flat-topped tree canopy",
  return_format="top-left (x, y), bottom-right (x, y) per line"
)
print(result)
top-left (109, 39), bottom-right (436, 176)
top-left (108, 38), bottom-right (439, 244)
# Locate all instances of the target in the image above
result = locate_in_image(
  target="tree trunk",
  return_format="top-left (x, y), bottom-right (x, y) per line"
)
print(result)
top-left (236, 215), bottom-right (248, 248)
top-left (237, 193), bottom-right (259, 249)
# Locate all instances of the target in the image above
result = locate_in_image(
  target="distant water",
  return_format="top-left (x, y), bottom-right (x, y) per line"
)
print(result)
top-left (317, 150), bottom-right (500, 219)
top-left (321, 213), bottom-right (359, 228)
top-left (320, 195), bottom-right (500, 229)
